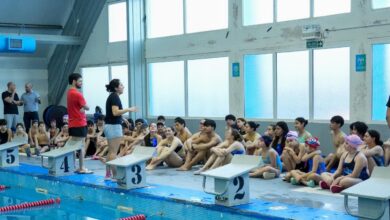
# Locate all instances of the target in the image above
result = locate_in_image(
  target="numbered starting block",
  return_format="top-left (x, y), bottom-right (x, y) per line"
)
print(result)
top-left (106, 146), bottom-right (155, 189)
top-left (201, 155), bottom-right (262, 206)
top-left (0, 140), bottom-right (27, 167)
top-left (342, 167), bottom-right (390, 220)
top-left (41, 139), bottom-right (82, 176)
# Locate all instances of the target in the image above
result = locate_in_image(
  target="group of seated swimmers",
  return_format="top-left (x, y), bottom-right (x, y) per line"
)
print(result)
top-left (2, 111), bottom-right (389, 193)
top-left (0, 113), bottom-right (107, 158)
top-left (0, 119), bottom-right (67, 156)
top-left (96, 114), bottom-right (389, 193)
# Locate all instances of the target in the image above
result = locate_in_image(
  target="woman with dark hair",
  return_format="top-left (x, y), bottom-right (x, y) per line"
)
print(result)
top-left (243, 121), bottom-right (260, 155)
top-left (15, 123), bottom-right (31, 156)
top-left (350, 121), bottom-right (368, 140)
top-left (94, 106), bottom-right (103, 123)
top-left (194, 129), bottom-right (245, 174)
top-left (146, 126), bottom-right (184, 170)
top-left (236, 118), bottom-right (246, 135)
top-left (295, 117), bottom-right (312, 143)
top-left (104, 79), bottom-right (138, 181)
top-left (320, 135), bottom-right (369, 193)
top-left (265, 124), bottom-right (276, 139)
top-left (271, 121), bottom-right (289, 155)
top-left (361, 130), bottom-right (384, 174)
top-left (250, 135), bottom-right (282, 179)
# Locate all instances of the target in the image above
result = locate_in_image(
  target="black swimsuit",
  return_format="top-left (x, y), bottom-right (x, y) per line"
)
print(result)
top-left (0, 130), bottom-right (8, 144)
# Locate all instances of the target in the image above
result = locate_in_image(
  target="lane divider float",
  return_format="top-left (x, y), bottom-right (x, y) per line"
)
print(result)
top-left (0, 198), bottom-right (61, 212)
top-left (119, 214), bottom-right (146, 220)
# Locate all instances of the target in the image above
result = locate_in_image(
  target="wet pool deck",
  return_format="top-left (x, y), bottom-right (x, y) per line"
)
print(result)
top-left (2, 155), bottom-right (359, 220)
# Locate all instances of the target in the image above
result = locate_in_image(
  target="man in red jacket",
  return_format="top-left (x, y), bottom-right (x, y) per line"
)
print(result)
top-left (67, 73), bottom-right (92, 174)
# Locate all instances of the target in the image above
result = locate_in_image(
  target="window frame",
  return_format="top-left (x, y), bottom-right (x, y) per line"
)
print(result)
top-left (80, 63), bottom-right (130, 116)
top-left (108, 1), bottom-right (128, 43)
top-left (370, 38), bottom-right (390, 123)
top-left (242, 45), bottom-right (351, 122)
top-left (146, 54), bottom-right (230, 119)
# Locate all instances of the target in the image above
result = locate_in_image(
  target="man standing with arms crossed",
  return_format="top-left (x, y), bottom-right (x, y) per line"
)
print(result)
top-left (67, 73), bottom-right (92, 174)
top-left (2, 82), bottom-right (22, 131)
top-left (20, 83), bottom-right (41, 133)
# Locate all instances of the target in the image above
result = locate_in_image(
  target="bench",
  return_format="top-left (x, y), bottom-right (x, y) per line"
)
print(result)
top-left (0, 139), bottom-right (28, 167)
top-left (41, 139), bottom-right (83, 176)
top-left (341, 166), bottom-right (390, 220)
top-left (106, 146), bottom-right (156, 189)
top-left (200, 155), bottom-right (263, 206)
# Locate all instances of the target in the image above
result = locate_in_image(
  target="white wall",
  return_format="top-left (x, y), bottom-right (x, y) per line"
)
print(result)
top-left (59, 2), bottom-right (128, 107)
top-left (145, 0), bottom-right (390, 124)
top-left (0, 66), bottom-right (48, 120)
top-left (56, 0), bottom-right (390, 152)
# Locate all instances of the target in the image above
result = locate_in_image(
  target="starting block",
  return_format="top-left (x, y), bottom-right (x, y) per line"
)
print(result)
top-left (0, 139), bottom-right (27, 167)
top-left (342, 166), bottom-right (390, 220)
top-left (106, 146), bottom-right (155, 189)
top-left (41, 139), bottom-right (82, 176)
top-left (201, 155), bottom-right (262, 206)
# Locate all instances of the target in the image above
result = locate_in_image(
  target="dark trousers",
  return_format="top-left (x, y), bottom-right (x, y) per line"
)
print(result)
top-left (23, 112), bottom-right (39, 133)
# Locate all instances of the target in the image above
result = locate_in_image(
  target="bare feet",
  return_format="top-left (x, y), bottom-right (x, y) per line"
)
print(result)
top-left (177, 165), bottom-right (191, 171)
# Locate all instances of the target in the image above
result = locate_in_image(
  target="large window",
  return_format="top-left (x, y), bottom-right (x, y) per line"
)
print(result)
top-left (243, 0), bottom-right (274, 26)
top-left (188, 57), bottom-right (229, 117)
top-left (244, 48), bottom-right (350, 120)
top-left (147, 57), bottom-right (229, 117)
top-left (111, 65), bottom-right (129, 111)
top-left (146, 0), bottom-right (184, 38)
top-left (82, 65), bottom-right (130, 115)
top-left (372, 0), bottom-right (390, 9)
top-left (313, 48), bottom-right (350, 120)
top-left (372, 44), bottom-right (390, 121)
top-left (148, 61), bottom-right (185, 116)
top-left (244, 54), bottom-right (273, 118)
top-left (277, 51), bottom-right (310, 119)
top-left (82, 67), bottom-right (110, 114)
top-left (314, 0), bottom-right (350, 17)
top-left (146, 0), bottom-right (228, 37)
top-left (277, 0), bottom-right (310, 22)
top-left (108, 2), bottom-right (127, 42)
top-left (186, 0), bottom-right (228, 33)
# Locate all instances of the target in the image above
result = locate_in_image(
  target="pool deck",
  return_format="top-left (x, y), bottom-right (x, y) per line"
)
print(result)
top-left (0, 155), bottom-right (359, 220)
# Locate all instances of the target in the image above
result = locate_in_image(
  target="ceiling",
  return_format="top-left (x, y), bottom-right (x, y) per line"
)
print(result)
top-left (0, 0), bottom-right (76, 60)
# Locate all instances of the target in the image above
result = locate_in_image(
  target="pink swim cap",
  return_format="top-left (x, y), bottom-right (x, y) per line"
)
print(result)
top-left (345, 134), bottom-right (363, 149)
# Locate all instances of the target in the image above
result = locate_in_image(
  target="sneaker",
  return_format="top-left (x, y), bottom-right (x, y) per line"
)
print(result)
top-left (263, 172), bottom-right (276, 179)
top-left (307, 180), bottom-right (316, 188)
top-left (330, 185), bottom-right (343, 193)
top-left (319, 181), bottom-right (330, 189)
top-left (290, 177), bottom-right (299, 185)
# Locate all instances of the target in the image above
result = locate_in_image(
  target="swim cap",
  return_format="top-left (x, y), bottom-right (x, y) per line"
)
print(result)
top-left (305, 137), bottom-right (320, 149)
top-left (286, 131), bottom-right (298, 141)
top-left (345, 134), bottom-right (363, 149)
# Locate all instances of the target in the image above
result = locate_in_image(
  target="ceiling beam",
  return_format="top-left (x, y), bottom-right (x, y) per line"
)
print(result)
top-left (0, 33), bottom-right (82, 45)
top-left (0, 23), bottom-right (62, 30)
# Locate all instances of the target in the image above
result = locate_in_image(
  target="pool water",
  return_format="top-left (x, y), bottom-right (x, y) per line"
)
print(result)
top-left (0, 163), bottom-right (357, 220)
top-left (0, 186), bottom-right (165, 220)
